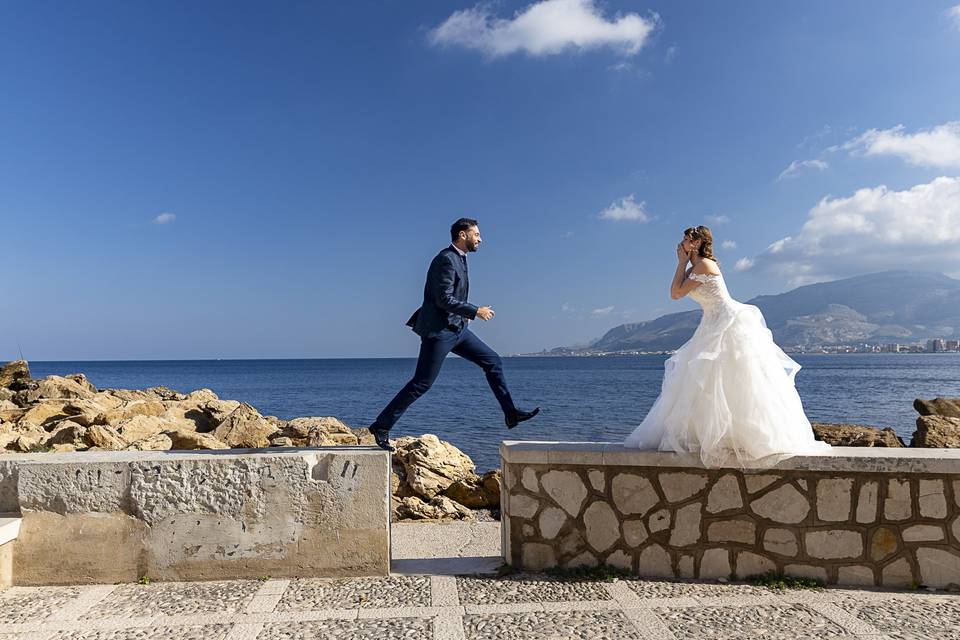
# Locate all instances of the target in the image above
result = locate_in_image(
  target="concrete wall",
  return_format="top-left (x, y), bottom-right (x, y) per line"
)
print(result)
top-left (501, 442), bottom-right (960, 589)
top-left (0, 447), bottom-right (391, 585)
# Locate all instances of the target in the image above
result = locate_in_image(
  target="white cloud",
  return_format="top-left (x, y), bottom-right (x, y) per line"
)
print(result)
top-left (429, 0), bottom-right (658, 58)
top-left (591, 305), bottom-right (615, 316)
top-left (561, 302), bottom-right (575, 313)
top-left (664, 45), bottom-right (678, 62)
top-left (706, 214), bottom-right (730, 225)
top-left (742, 177), bottom-right (960, 284)
top-left (598, 194), bottom-right (650, 222)
top-left (152, 212), bottom-right (176, 225)
top-left (837, 122), bottom-right (960, 169)
top-left (734, 257), bottom-right (754, 272)
top-left (947, 5), bottom-right (960, 30)
top-left (608, 61), bottom-right (632, 72)
top-left (777, 158), bottom-right (828, 181)
top-left (721, 240), bottom-right (737, 250)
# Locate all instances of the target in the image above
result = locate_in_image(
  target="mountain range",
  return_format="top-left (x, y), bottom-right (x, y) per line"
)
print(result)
top-left (549, 271), bottom-right (960, 354)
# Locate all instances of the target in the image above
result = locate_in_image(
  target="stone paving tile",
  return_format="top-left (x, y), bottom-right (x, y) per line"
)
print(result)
top-left (656, 603), bottom-right (854, 639)
top-left (256, 617), bottom-right (432, 639)
top-left (0, 588), bottom-right (85, 625)
top-left (456, 574), bottom-right (613, 605)
top-left (624, 578), bottom-right (770, 600)
top-left (50, 624), bottom-right (233, 640)
top-left (82, 581), bottom-right (261, 619)
top-left (275, 577), bottom-right (431, 611)
top-left (462, 610), bottom-right (643, 640)
top-left (832, 593), bottom-right (960, 640)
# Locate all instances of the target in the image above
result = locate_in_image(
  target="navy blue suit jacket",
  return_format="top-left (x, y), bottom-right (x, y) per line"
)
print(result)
top-left (406, 247), bottom-right (478, 338)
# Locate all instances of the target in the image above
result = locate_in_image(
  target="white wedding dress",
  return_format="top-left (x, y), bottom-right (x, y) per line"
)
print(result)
top-left (624, 271), bottom-right (831, 468)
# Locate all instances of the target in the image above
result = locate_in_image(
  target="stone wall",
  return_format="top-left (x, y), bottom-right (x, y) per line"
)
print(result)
top-left (0, 447), bottom-right (391, 585)
top-left (501, 443), bottom-right (960, 589)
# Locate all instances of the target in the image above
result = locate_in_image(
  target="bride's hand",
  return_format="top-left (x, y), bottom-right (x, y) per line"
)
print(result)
top-left (676, 243), bottom-right (689, 264)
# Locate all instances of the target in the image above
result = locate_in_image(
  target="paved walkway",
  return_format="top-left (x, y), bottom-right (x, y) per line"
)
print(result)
top-left (0, 522), bottom-right (955, 639)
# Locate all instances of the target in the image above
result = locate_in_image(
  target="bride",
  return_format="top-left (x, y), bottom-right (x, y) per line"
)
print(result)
top-left (624, 225), bottom-right (830, 467)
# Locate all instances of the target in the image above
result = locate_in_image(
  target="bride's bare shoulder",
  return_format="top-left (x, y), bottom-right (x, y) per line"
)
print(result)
top-left (692, 258), bottom-right (722, 276)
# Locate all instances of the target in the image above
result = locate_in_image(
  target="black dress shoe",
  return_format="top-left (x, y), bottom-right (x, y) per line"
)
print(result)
top-left (368, 426), bottom-right (395, 452)
top-left (506, 407), bottom-right (540, 429)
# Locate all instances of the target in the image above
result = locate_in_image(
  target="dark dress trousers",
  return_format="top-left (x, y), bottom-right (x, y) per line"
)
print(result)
top-left (371, 246), bottom-right (516, 432)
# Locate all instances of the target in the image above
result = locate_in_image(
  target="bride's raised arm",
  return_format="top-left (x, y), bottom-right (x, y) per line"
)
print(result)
top-left (670, 244), bottom-right (702, 300)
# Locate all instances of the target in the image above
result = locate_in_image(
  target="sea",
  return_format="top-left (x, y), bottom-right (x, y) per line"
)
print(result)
top-left (30, 354), bottom-right (960, 472)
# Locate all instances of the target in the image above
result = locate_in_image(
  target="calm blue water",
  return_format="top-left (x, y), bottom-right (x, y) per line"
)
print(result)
top-left (30, 355), bottom-right (960, 471)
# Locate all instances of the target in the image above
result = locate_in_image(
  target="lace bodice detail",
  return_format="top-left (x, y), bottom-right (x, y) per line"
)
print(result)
top-left (687, 272), bottom-right (734, 315)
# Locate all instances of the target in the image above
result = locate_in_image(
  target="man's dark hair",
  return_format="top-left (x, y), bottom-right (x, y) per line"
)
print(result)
top-left (450, 217), bottom-right (479, 242)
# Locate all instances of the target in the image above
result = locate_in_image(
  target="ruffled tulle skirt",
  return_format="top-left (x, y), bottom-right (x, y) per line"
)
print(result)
top-left (624, 301), bottom-right (831, 468)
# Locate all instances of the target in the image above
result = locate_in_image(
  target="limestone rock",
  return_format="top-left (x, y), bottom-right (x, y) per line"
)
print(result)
top-left (522, 543), bottom-right (556, 570)
top-left (583, 501), bottom-right (620, 552)
top-left (750, 484), bottom-right (810, 524)
top-left (915, 548), bottom-right (960, 589)
top-left (816, 478), bottom-right (853, 522)
top-left (763, 528), bottom-right (798, 557)
top-left (163, 428), bottom-right (230, 450)
top-left (784, 564), bottom-right (827, 582)
top-left (856, 481), bottom-right (878, 523)
top-left (115, 415), bottom-right (171, 444)
top-left (85, 424), bottom-right (127, 451)
top-left (564, 551), bottom-right (599, 569)
top-left (699, 549), bottom-right (731, 579)
top-left (659, 473), bottom-right (708, 503)
top-left (540, 470), bottom-right (588, 517)
top-left (509, 493), bottom-right (540, 519)
top-left (17, 401), bottom-right (70, 428)
top-left (911, 415), bottom-right (960, 447)
top-left (638, 544), bottom-right (673, 578)
top-left (145, 386), bottom-right (186, 401)
top-left (612, 474), bottom-right (659, 516)
top-left (805, 530), bottom-right (863, 560)
top-left (870, 527), bottom-right (899, 562)
top-left (212, 403), bottom-right (279, 449)
top-left (0, 360), bottom-right (30, 388)
top-left (706, 474), bottom-right (743, 513)
top-left (669, 502), bottom-right (702, 547)
top-left (622, 520), bottom-right (648, 547)
top-left (444, 470), bottom-right (501, 509)
top-left (914, 397), bottom-right (960, 418)
top-left (127, 433), bottom-right (174, 451)
top-left (395, 434), bottom-right (475, 500)
top-left (744, 474), bottom-right (778, 494)
top-left (884, 479), bottom-right (912, 520)
top-left (276, 416), bottom-right (359, 447)
top-left (837, 565), bottom-right (876, 586)
top-left (29, 376), bottom-right (96, 402)
top-left (162, 398), bottom-right (240, 432)
top-left (881, 557), bottom-right (914, 587)
top-left (736, 552), bottom-right (775, 579)
top-left (918, 479), bottom-right (947, 518)
top-left (538, 507), bottom-right (567, 540)
top-left (606, 550), bottom-right (632, 571)
top-left (902, 525), bottom-right (944, 542)
top-left (521, 468), bottom-right (539, 493)
top-left (812, 422), bottom-right (904, 447)
top-left (63, 373), bottom-right (97, 395)
top-left (97, 400), bottom-right (167, 426)
top-left (45, 421), bottom-right (88, 448)
top-left (707, 519), bottom-right (755, 544)
top-left (648, 508), bottom-right (671, 533)
top-left (394, 495), bottom-right (472, 521)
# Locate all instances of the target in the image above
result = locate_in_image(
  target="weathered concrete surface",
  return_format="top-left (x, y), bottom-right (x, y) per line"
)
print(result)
top-left (5, 447), bottom-right (391, 584)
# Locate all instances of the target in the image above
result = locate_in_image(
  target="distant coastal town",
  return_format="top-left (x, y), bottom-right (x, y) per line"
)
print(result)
top-left (521, 339), bottom-right (960, 358)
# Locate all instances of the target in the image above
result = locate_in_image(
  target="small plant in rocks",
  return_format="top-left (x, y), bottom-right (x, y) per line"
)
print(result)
top-left (544, 565), bottom-right (631, 583)
top-left (747, 571), bottom-right (824, 590)
top-left (137, 576), bottom-right (151, 585)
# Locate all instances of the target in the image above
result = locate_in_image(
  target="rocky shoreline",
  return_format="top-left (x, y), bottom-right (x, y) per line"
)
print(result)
top-left (2, 359), bottom-right (958, 522)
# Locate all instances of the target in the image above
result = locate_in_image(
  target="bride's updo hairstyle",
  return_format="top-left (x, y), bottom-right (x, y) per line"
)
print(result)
top-left (684, 225), bottom-right (720, 267)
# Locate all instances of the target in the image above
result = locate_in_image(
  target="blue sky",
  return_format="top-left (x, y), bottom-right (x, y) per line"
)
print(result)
top-left (2, 1), bottom-right (960, 360)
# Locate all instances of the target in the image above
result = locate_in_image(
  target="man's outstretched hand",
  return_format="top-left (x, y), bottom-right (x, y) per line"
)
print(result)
top-left (477, 306), bottom-right (495, 321)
